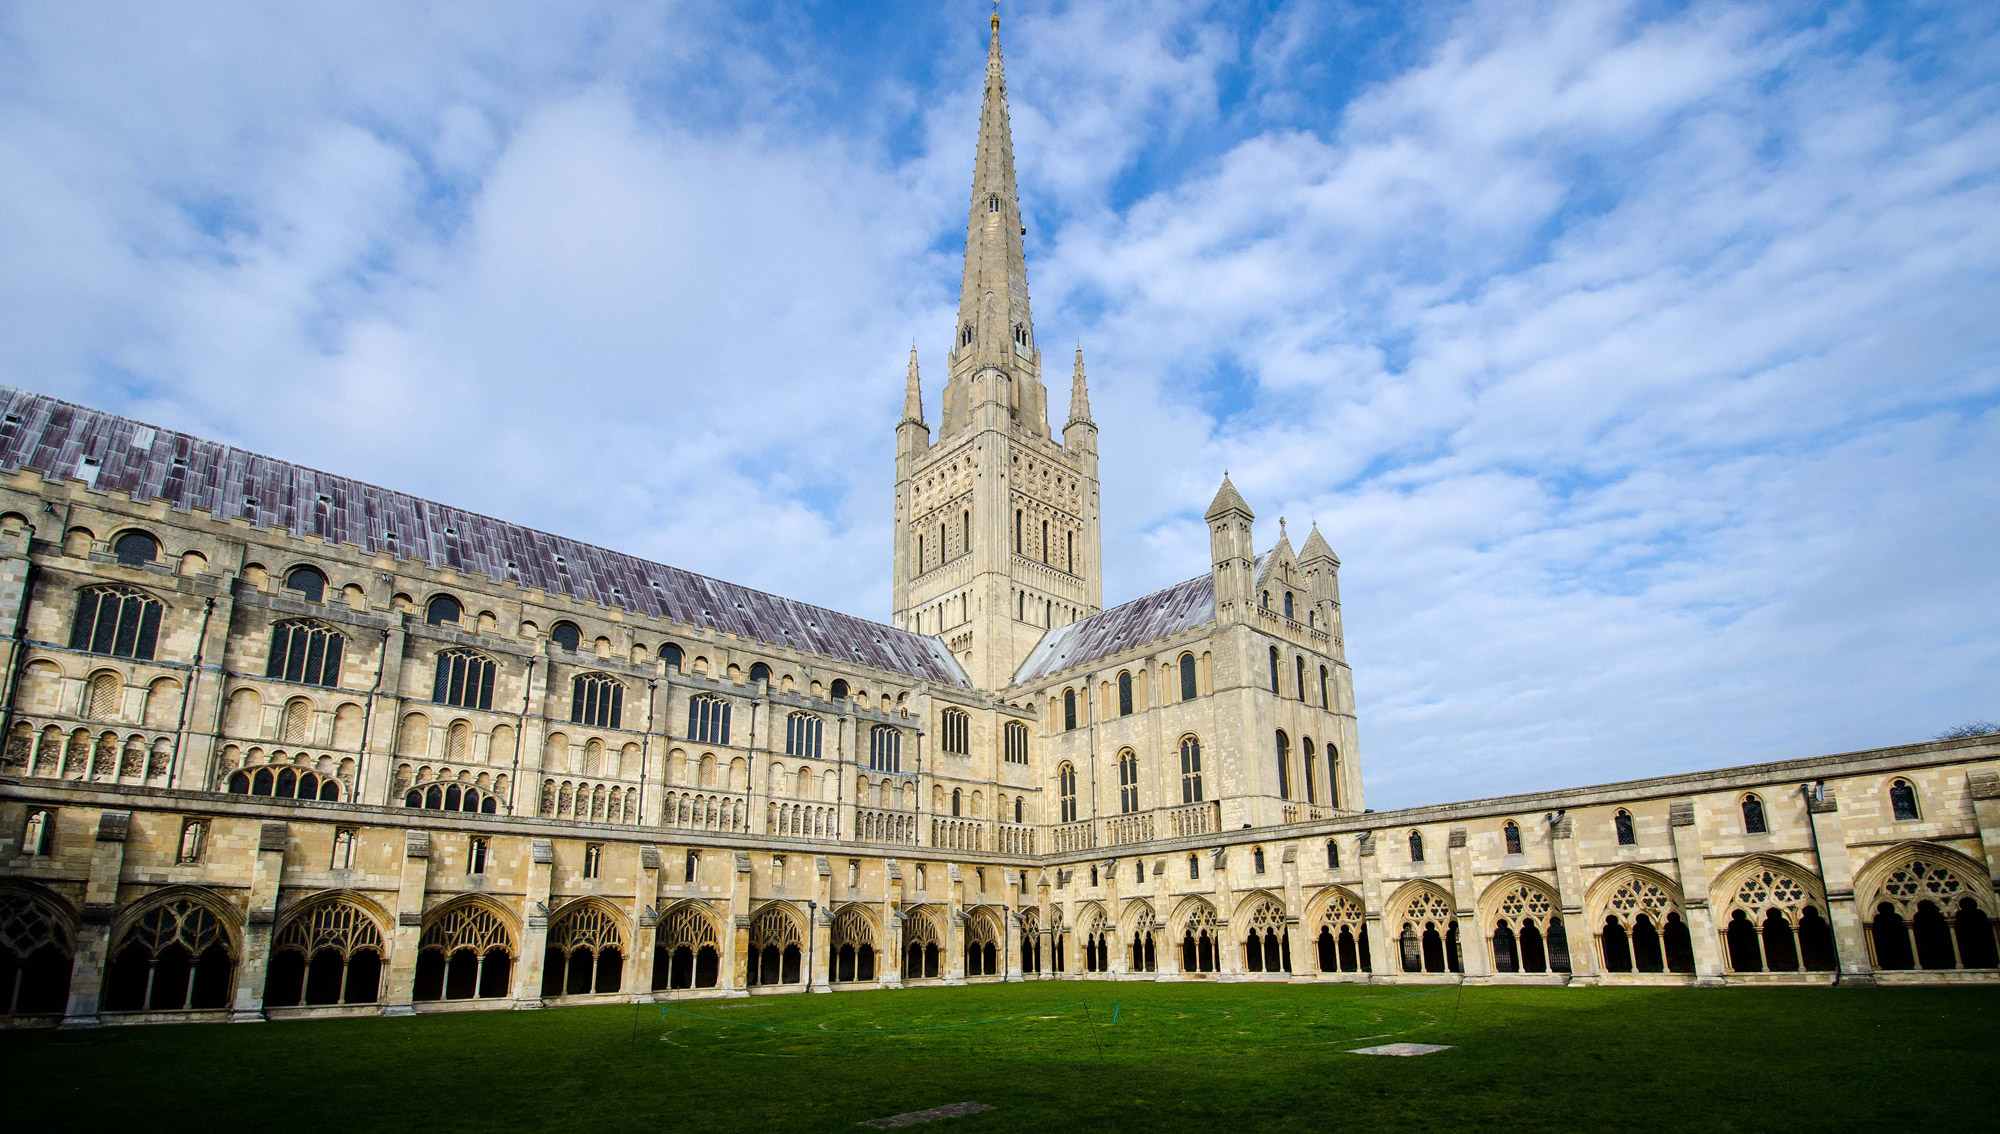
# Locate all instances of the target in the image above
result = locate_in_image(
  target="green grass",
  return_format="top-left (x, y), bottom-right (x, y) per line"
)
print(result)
top-left (7, 981), bottom-right (1996, 1132)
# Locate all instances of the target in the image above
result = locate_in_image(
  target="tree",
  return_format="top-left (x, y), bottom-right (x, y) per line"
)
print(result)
top-left (1935, 721), bottom-right (2000, 740)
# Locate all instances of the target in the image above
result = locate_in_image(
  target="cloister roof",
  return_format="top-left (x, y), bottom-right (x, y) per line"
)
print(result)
top-left (0, 387), bottom-right (971, 687)
top-left (1013, 572), bottom-right (1216, 684)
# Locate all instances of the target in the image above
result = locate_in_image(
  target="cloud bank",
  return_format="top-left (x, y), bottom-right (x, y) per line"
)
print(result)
top-left (1, 0), bottom-right (1995, 806)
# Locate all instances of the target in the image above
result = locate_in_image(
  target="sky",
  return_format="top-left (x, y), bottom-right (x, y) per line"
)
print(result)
top-left (1, 0), bottom-right (1995, 809)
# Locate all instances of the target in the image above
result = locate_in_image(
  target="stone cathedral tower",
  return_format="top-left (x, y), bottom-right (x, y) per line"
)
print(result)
top-left (893, 11), bottom-right (1103, 691)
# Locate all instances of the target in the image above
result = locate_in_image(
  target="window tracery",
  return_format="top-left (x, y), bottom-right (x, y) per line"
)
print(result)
top-left (1127, 905), bottom-right (1158, 973)
top-left (1315, 891), bottom-right (1369, 973)
top-left (1179, 902), bottom-right (1220, 973)
top-left (103, 898), bottom-right (234, 1011)
top-left (414, 903), bottom-right (514, 1001)
top-left (71, 585), bottom-right (164, 661)
top-left (1867, 856), bottom-right (1999, 971)
top-left (652, 904), bottom-right (721, 991)
top-left (901, 906), bottom-right (943, 980)
top-left (570, 672), bottom-right (624, 730)
top-left (1242, 896), bottom-right (1292, 974)
top-left (748, 905), bottom-right (803, 986)
top-left (542, 903), bottom-right (625, 997)
top-left (0, 889), bottom-right (74, 1014)
top-left (1721, 864), bottom-right (1836, 974)
top-left (433, 650), bottom-right (496, 711)
top-left (1396, 889), bottom-right (1461, 975)
top-left (265, 899), bottom-right (384, 1007)
top-left (966, 908), bottom-right (1003, 977)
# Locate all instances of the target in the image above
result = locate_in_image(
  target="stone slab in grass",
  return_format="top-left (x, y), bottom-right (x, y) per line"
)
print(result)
top-left (1347, 1042), bottom-right (1454, 1057)
top-left (862, 1102), bottom-right (995, 1127)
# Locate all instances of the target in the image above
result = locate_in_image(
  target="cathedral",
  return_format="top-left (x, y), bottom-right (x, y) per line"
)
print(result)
top-left (1, 13), bottom-right (1995, 1026)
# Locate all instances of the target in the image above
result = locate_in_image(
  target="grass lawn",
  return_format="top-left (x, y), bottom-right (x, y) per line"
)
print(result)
top-left (7, 981), bottom-right (1996, 1132)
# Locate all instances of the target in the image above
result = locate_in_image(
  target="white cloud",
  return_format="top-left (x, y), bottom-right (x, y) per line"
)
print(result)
top-left (0, 0), bottom-right (1994, 808)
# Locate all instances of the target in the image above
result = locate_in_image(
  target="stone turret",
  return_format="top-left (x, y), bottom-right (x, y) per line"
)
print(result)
top-left (1206, 474), bottom-right (1255, 616)
top-left (1062, 346), bottom-right (1095, 454)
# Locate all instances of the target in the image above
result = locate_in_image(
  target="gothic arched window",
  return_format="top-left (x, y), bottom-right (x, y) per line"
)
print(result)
top-left (1117, 749), bottom-right (1138, 813)
top-left (1004, 720), bottom-right (1028, 764)
top-left (1614, 810), bottom-right (1636, 845)
top-left (1319, 665), bottom-right (1330, 707)
top-left (103, 899), bottom-right (233, 1011)
top-left (570, 673), bottom-right (624, 730)
top-left (70, 585), bottom-right (164, 661)
top-left (1180, 735), bottom-right (1203, 804)
top-left (688, 695), bottom-right (732, 745)
top-left (1741, 794), bottom-right (1767, 834)
top-left (1889, 779), bottom-right (1920, 820)
top-left (264, 900), bottom-right (384, 1007)
top-left (940, 708), bottom-right (970, 755)
top-left (1283, 592), bottom-right (1294, 619)
top-left (1058, 763), bottom-right (1077, 823)
top-left (267, 620), bottom-right (344, 688)
top-left (1504, 820), bottom-right (1522, 855)
top-left (1117, 671), bottom-right (1133, 716)
top-left (1180, 653), bottom-right (1197, 701)
top-left (433, 650), bottom-right (496, 711)
top-left (786, 712), bottom-right (823, 759)
top-left (868, 725), bottom-right (900, 772)
top-left (1063, 689), bottom-right (1077, 731)
top-left (1268, 646), bottom-right (1280, 693)
top-left (1409, 830), bottom-right (1425, 862)
top-left (1275, 730), bottom-right (1291, 800)
top-left (282, 565), bottom-right (327, 602)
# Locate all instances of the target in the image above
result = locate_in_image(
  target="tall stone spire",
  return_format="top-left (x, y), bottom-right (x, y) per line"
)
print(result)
top-left (1067, 345), bottom-right (1092, 425)
top-left (941, 8), bottom-right (1046, 438)
top-left (902, 344), bottom-right (924, 425)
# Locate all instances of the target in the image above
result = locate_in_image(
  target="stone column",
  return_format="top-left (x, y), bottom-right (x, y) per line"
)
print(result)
top-left (1280, 845), bottom-right (1304, 978)
top-left (230, 820), bottom-right (290, 1021)
top-left (881, 861), bottom-right (903, 987)
top-left (1548, 815), bottom-right (1596, 981)
top-left (381, 829), bottom-right (431, 1016)
top-left (810, 855), bottom-right (833, 992)
top-left (1447, 827), bottom-right (1491, 979)
top-left (1355, 832), bottom-right (1391, 981)
top-left (1667, 801), bottom-right (1726, 983)
top-left (61, 810), bottom-right (132, 1025)
top-left (726, 850), bottom-right (751, 994)
top-left (1803, 786), bottom-right (1873, 983)
top-left (946, 864), bottom-right (966, 983)
top-left (514, 837), bottom-right (555, 1008)
top-left (629, 845), bottom-right (661, 1000)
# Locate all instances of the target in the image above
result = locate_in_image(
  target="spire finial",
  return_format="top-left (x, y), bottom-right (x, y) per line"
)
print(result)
top-left (1066, 342), bottom-right (1093, 426)
top-left (902, 344), bottom-right (925, 425)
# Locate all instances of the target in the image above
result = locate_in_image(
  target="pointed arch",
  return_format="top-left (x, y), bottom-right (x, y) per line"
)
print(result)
top-left (266, 890), bottom-right (391, 1008)
top-left (102, 886), bottom-right (241, 1012)
top-left (0, 881), bottom-right (78, 1014)
top-left (652, 899), bottom-right (723, 992)
top-left (542, 897), bottom-right (628, 998)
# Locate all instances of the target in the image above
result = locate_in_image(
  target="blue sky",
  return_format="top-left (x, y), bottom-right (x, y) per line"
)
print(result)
top-left (2, 0), bottom-right (1996, 807)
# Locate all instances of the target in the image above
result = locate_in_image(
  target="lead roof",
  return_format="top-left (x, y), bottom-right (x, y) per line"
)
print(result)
top-left (0, 388), bottom-right (970, 687)
top-left (1012, 572), bottom-right (1217, 685)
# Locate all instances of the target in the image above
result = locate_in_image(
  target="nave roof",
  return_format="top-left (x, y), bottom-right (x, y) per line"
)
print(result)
top-left (0, 387), bottom-right (971, 687)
